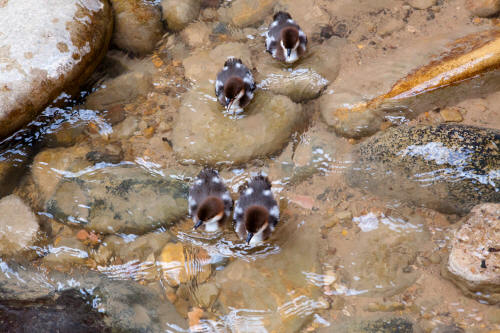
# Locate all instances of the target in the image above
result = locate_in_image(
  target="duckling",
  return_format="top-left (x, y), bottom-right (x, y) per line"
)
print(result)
top-left (234, 175), bottom-right (280, 245)
top-left (215, 58), bottom-right (256, 113)
top-left (265, 11), bottom-right (307, 63)
top-left (188, 168), bottom-right (233, 232)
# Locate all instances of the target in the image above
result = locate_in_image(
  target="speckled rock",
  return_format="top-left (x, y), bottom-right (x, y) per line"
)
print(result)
top-left (110, 0), bottom-right (164, 55)
top-left (347, 124), bottom-right (500, 215)
top-left (0, 195), bottom-right (39, 256)
top-left (46, 165), bottom-right (188, 234)
top-left (466, 0), bottom-right (500, 17)
top-left (162, 0), bottom-right (201, 31)
top-left (0, 0), bottom-right (112, 138)
top-left (172, 86), bottom-right (303, 165)
top-left (446, 203), bottom-right (500, 304)
top-left (218, 0), bottom-right (276, 27)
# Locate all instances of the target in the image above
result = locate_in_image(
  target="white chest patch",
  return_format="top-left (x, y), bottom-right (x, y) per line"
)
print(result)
top-left (285, 49), bottom-right (299, 63)
top-left (204, 219), bottom-right (220, 232)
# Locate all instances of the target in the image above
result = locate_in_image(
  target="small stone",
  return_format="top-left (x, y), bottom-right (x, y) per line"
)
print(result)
top-left (408, 0), bottom-right (437, 10)
top-left (76, 229), bottom-right (90, 241)
top-left (440, 108), bottom-right (464, 122)
top-left (181, 22), bottom-right (212, 48)
top-left (195, 282), bottom-right (220, 309)
top-left (143, 126), bottom-right (155, 138)
top-left (378, 18), bottom-right (404, 36)
top-left (217, 0), bottom-right (275, 27)
top-left (0, 195), bottom-right (40, 256)
top-left (290, 195), bottom-right (314, 210)
top-left (42, 237), bottom-right (89, 270)
top-left (162, 0), bottom-right (201, 31)
top-left (335, 211), bottom-right (353, 224)
top-left (110, 0), bottom-right (164, 55)
top-left (188, 307), bottom-right (204, 327)
top-left (158, 243), bottom-right (212, 287)
top-left (466, 0), bottom-right (500, 17)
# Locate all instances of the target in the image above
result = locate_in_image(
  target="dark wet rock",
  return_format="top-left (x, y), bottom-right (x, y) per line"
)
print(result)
top-left (347, 124), bottom-right (500, 215)
top-left (445, 203), bottom-right (500, 304)
top-left (0, 195), bottom-right (39, 256)
top-left (85, 143), bottom-right (124, 164)
top-left (172, 86), bottom-right (303, 165)
top-left (0, 0), bottom-right (112, 139)
top-left (466, 0), bottom-right (500, 17)
top-left (110, 0), bottom-right (164, 55)
top-left (162, 0), bottom-right (201, 31)
top-left (47, 165), bottom-right (188, 234)
top-left (363, 318), bottom-right (414, 333)
top-left (0, 262), bottom-right (187, 331)
top-left (0, 290), bottom-right (110, 333)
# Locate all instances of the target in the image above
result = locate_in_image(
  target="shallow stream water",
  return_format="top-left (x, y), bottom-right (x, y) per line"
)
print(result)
top-left (1, 0), bottom-right (499, 332)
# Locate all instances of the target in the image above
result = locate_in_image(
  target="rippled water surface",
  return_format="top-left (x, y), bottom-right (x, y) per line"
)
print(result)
top-left (1, 0), bottom-right (500, 332)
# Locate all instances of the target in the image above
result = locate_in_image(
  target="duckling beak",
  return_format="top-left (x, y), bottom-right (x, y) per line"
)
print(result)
top-left (286, 48), bottom-right (292, 57)
top-left (194, 220), bottom-right (203, 229)
top-left (246, 232), bottom-right (254, 244)
top-left (226, 98), bottom-right (234, 112)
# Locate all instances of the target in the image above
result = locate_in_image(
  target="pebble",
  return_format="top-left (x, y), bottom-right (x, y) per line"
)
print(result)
top-left (162, 0), bottom-right (201, 31)
top-left (440, 108), bottom-right (464, 122)
top-left (408, 0), bottom-right (437, 10)
top-left (466, 0), bottom-right (500, 17)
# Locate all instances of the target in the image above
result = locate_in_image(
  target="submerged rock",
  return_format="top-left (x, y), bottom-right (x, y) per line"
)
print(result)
top-left (466, 0), bottom-right (500, 17)
top-left (0, 0), bottom-right (112, 138)
top-left (408, 0), bottom-right (436, 10)
top-left (321, 29), bottom-right (500, 138)
top-left (162, 0), bottom-right (201, 31)
top-left (446, 203), bottom-right (500, 304)
top-left (42, 236), bottom-right (89, 271)
top-left (347, 124), bottom-right (500, 215)
top-left (0, 195), bottom-right (39, 256)
top-left (47, 165), bottom-right (188, 234)
top-left (256, 38), bottom-right (341, 103)
top-left (110, 0), bottom-right (164, 55)
top-left (218, 0), bottom-right (276, 27)
top-left (172, 86), bottom-right (303, 165)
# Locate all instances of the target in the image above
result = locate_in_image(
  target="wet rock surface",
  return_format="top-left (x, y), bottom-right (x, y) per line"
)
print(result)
top-left (321, 29), bottom-right (500, 138)
top-left (110, 0), bottom-right (164, 55)
top-left (446, 203), bottom-right (500, 304)
top-left (466, 0), bottom-right (500, 17)
top-left (0, 0), bottom-right (112, 138)
top-left (0, 195), bottom-right (39, 256)
top-left (172, 86), bottom-right (303, 165)
top-left (162, 0), bottom-right (201, 31)
top-left (0, 290), bottom-right (110, 333)
top-left (347, 124), bottom-right (500, 215)
top-left (47, 165), bottom-right (188, 234)
top-left (218, 0), bottom-right (276, 27)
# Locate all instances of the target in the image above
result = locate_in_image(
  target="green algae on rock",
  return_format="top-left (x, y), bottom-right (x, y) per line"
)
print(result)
top-left (321, 29), bottom-right (500, 138)
top-left (347, 124), bottom-right (500, 215)
top-left (0, 0), bottom-right (113, 139)
top-left (171, 86), bottom-right (304, 165)
top-left (46, 165), bottom-right (188, 234)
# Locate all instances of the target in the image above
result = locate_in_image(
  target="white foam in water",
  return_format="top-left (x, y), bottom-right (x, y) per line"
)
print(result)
top-left (353, 212), bottom-right (422, 233)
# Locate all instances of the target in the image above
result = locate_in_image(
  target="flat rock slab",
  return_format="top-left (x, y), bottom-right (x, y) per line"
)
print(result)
top-left (0, 0), bottom-right (112, 138)
top-left (446, 203), bottom-right (500, 304)
top-left (347, 124), bottom-right (500, 215)
top-left (172, 85), bottom-right (303, 165)
top-left (47, 165), bottom-right (188, 234)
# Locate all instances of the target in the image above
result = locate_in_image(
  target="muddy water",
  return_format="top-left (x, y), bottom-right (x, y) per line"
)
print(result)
top-left (1, 0), bottom-right (500, 332)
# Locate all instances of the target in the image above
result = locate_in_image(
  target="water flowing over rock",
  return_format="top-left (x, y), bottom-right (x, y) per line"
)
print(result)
top-left (321, 29), bottom-right (500, 138)
top-left (162, 0), bottom-right (201, 31)
top-left (46, 165), bottom-right (188, 234)
top-left (446, 203), bottom-right (500, 304)
top-left (347, 124), bottom-right (500, 215)
top-left (110, 0), bottom-right (164, 55)
top-left (256, 38), bottom-right (341, 103)
top-left (0, 0), bottom-right (112, 138)
top-left (172, 86), bottom-right (304, 165)
top-left (0, 195), bottom-right (39, 256)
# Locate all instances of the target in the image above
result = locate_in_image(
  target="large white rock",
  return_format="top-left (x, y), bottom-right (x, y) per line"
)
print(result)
top-left (0, 195), bottom-right (39, 255)
top-left (0, 0), bottom-right (112, 138)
